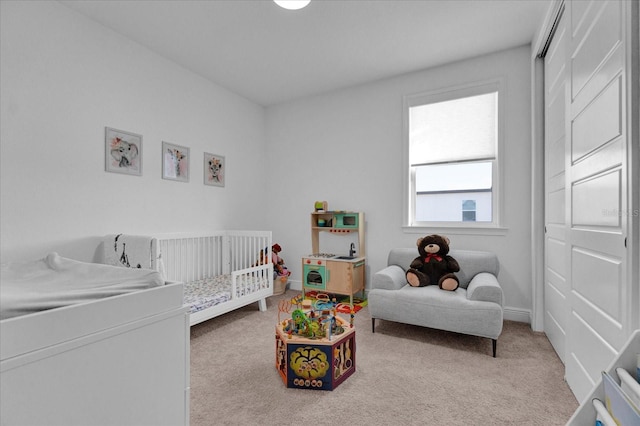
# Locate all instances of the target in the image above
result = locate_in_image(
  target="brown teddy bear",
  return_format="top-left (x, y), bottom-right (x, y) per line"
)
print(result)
top-left (406, 234), bottom-right (460, 291)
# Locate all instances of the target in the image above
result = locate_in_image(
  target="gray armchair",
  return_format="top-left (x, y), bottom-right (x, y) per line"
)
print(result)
top-left (368, 248), bottom-right (503, 357)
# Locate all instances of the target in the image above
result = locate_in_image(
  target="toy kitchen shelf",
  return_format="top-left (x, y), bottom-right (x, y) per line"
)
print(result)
top-left (310, 211), bottom-right (365, 257)
top-left (303, 211), bottom-right (365, 305)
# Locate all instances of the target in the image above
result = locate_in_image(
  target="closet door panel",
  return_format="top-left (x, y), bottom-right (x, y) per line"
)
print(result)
top-left (571, 78), bottom-right (622, 161)
top-left (547, 188), bottom-right (565, 224)
top-left (572, 247), bottom-right (622, 321)
top-left (571, 43), bottom-right (624, 115)
top-left (570, 0), bottom-right (622, 98)
top-left (547, 237), bottom-right (567, 275)
top-left (571, 138), bottom-right (624, 185)
top-left (572, 170), bottom-right (621, 227)
top-left (547, 95), bottom-right (565, 163)
top-left (545, 281), bottom-right (567, 362)
top-left (548, 141), bottom-right (565, 182)
top-left (545, 264), bottom-right (568, 355)
top-left (569, 0), bottom-right (592, 37)
top-left (571, 278), bottom-right (625, 352)
top-left (566, 312), bottom-right (618, 385)
top-left (548, 263), bottom-right (569, 296)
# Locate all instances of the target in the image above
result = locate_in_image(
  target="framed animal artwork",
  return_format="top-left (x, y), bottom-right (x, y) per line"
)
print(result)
top-left (162, 141), bottom-right (190, 182)
top-left (105, 127), bottom-right (142, 176)
top-left (204, 152), bottom-right (224, 187)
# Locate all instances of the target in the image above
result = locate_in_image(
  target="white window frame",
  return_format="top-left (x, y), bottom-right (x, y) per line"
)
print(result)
top-left (402, 78), bottom-right (506, 235)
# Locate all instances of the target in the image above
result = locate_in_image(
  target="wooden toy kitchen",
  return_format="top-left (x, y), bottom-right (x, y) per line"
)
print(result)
top-left (302, 205), bottom-right (365, 305)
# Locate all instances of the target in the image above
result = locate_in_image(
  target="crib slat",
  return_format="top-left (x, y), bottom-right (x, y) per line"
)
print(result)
top-left (156, 231), bottom-right (272, 283)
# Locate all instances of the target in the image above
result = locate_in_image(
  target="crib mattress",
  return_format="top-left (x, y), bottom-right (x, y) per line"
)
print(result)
top-left (1, 252), bottom-right (164, 320)
top-left (184, 274), bottom-right (267, 314)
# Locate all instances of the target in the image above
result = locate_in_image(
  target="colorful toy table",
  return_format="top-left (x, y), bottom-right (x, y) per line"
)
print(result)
top-left (275, 316), bottom-right (355, 391)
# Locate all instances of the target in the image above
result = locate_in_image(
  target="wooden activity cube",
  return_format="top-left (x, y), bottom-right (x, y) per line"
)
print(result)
top-left (275, 318), bottom-right (356, 391)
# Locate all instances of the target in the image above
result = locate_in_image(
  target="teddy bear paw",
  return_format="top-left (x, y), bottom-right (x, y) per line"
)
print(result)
top-left (439, 277), bottom-right (459, 291)
top-left (406, 272), bottom-right (421, 287)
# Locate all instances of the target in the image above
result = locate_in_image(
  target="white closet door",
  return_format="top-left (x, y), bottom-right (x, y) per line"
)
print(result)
top-left (564, 0), bottom-right (629, 402)
top-left (544, 6), bottom-right (568, 364)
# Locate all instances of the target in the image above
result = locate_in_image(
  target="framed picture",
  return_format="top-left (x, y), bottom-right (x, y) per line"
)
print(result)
top-left (204, 152), bottom-right (225, 187)
top-left (162, 141), bottom-right (190, 182)
top-left (105, 127), bottom-right (142, 176)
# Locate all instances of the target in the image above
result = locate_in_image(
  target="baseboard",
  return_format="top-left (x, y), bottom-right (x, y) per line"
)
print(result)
top-left (288, 281), bottom-right (532, 325)
top-left (503, 307), bottom-right (531, 324)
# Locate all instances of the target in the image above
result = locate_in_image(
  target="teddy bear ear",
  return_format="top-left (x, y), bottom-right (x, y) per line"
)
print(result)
top-left (441, 235), bottom-right (450, 245)
top-left (416, 237), bottom-right (424, 247)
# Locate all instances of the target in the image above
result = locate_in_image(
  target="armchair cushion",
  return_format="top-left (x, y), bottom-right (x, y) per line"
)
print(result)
top-left (371, 265), bottom-right (409, 291)
top-left (466, 272), bottom-right (502, 305)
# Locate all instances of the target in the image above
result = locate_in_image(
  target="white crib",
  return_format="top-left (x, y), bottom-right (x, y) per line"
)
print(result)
top-left (156, 231), bottom-right (274, 326)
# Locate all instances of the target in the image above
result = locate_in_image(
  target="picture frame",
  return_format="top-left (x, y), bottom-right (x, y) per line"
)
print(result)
top-left (162, 141), bottom-right (190, 182)
top-left (204, 152), bottom-right (225, 187)
top-left (105, 127), bottom-right (142, 176)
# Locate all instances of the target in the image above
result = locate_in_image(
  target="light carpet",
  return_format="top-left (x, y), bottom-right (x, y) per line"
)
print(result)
top-left (190, 290), bottom-right (578, 426)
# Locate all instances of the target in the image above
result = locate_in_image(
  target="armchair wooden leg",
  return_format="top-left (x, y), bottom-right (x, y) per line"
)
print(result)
top-left (492, 339), bottom-right (497, 357)
top-left (372, 318), bottom-right (376, 333)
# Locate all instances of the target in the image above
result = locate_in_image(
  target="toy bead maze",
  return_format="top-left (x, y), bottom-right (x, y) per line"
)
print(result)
top-left (276, 294), bottom-right (356, 390)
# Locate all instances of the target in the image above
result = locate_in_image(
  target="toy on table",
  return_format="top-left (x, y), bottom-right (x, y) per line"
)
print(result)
top-left (278, 294), bottom-right (347, 340)
top-left (406, 234), bottom-right (460, 291)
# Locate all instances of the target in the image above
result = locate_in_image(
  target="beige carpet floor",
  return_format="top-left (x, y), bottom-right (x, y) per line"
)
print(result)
top-left (190, 290), bottom-right (578, 426)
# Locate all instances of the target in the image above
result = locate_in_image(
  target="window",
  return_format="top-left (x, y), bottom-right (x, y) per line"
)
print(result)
top-left (462, 200), bottom-right (476, 222)
top-left (403, 81), bottom-right (501, 229)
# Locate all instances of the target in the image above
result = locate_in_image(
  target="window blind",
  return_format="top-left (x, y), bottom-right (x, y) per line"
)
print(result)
top-left (409, 91), bottom-right (497, 166)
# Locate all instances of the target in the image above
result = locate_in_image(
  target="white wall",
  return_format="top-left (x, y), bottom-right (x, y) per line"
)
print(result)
top-left (1, 1), bottom-right (535, 321)
top-left (265, 45), bottom-right (534, 320)
top-left (0, 1), bottom-right (269, 263)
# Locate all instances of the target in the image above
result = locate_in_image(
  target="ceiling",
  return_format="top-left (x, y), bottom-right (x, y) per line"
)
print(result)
top-left (60, 0), bottom-right (552, 106)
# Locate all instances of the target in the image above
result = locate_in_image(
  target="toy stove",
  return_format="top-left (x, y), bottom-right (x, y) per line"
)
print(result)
top-left (302, 254), bottom-right (335, 291)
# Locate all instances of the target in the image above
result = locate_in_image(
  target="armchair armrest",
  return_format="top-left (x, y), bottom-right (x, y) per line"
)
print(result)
top-left (466, 272), bottom-right (503, 306)
top-left (372, 265), bottom-right (407, 291)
